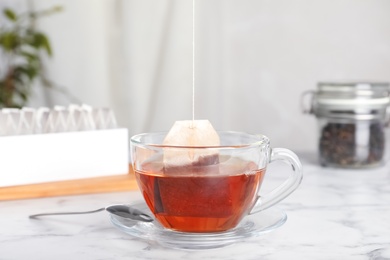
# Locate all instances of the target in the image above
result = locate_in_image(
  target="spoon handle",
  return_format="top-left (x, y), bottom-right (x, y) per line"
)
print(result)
top-left (29, 208), bottom-right (105, 218)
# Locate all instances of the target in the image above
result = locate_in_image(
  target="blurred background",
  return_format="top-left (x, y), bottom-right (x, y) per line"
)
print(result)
top-left (1, 0), bottom-right (390, 152)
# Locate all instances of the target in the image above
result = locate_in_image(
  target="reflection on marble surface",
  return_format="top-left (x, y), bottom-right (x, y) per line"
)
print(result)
top-left (1, 154), bottom-right (390, 259)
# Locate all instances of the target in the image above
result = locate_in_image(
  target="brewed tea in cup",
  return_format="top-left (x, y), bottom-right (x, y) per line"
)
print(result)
top-left (130, 131), bottom-right (302, 233)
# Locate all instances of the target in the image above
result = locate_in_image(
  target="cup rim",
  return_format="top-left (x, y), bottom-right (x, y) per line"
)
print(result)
top-left (130, 130), bottom-right (270, 149)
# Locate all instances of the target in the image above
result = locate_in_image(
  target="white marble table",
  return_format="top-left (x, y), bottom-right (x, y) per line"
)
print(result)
top-left (2, 153), bottom-right (390, 260)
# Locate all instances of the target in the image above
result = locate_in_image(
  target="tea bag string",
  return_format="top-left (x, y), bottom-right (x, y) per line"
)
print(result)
top-left (192, 0), bottom-right (196, 127)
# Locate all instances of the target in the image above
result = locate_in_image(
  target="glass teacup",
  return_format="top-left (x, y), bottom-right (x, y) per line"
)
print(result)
top-left (130, 131), bottom-right (302, 233)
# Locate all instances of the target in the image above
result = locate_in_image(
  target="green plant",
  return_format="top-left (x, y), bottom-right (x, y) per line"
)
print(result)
top-left (0, 6), bottom-right (62, 108)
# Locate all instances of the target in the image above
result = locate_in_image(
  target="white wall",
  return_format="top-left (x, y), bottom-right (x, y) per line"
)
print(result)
top-left (3, 0), bottom-right (390, 152)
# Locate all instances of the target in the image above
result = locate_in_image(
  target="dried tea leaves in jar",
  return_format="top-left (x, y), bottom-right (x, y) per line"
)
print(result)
top-left (319, 122), bottom-right (385, 167)
top-left (303, 82), bottom-right (390, 168)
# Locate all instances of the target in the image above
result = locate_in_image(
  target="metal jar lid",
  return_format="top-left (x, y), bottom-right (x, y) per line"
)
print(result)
top-left (302, 82), bottom-right (390, 120)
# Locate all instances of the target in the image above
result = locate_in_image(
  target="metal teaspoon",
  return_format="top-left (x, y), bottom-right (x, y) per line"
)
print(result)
top-left (29, 204), bottom-right (154, 222)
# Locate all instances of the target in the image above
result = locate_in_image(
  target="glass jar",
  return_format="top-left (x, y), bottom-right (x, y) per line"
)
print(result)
top-left (302, 82), bottom-right (390, 168)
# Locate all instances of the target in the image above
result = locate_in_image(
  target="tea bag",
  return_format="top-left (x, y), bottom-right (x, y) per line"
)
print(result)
top-left (163, 120), bottom-right (220, 167)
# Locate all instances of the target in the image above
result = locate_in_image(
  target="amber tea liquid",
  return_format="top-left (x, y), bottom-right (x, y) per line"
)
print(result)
top-left (135, 157), bottom-right (265, 233)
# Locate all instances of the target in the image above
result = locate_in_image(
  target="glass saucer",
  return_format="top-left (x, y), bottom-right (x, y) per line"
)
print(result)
top-left (109, 201), bottom-right (287, 250)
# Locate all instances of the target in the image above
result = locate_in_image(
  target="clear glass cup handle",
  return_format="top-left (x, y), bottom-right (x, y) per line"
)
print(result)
top-left (250, 148), bottom-right (303, 214)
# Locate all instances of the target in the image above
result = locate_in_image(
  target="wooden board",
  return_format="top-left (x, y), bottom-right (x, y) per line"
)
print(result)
top-left (0, 165), bottom-right (138, 201)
